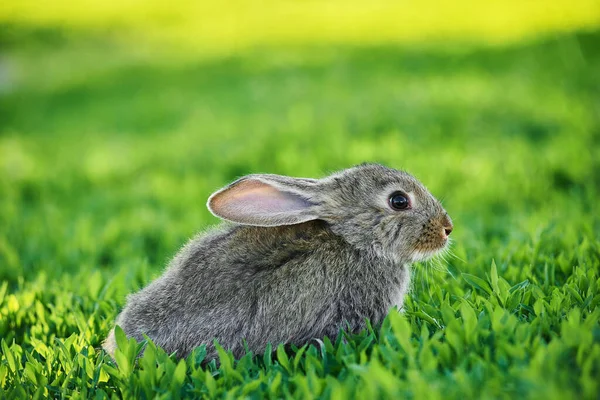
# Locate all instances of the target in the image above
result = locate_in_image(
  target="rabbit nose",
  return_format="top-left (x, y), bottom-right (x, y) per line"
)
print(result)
top-left (441, 213), bottom-right (453, 238)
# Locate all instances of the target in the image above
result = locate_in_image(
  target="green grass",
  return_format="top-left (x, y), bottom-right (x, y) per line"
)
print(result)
top-left (1, 27), bottom-right (600, 398)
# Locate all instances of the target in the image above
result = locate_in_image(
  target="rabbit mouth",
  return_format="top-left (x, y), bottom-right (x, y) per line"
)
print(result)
top-left (410, 241), bottom-right (449, 262)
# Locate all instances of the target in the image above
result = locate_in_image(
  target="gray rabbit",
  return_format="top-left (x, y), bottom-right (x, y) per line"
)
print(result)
top-left (103, 163), bottom-right (453, 360)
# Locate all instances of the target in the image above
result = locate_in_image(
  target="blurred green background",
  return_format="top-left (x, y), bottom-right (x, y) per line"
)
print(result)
top-left (1, 1), bottom-right (600, 397)
top-left (1, 0), bottom-right (598, 283)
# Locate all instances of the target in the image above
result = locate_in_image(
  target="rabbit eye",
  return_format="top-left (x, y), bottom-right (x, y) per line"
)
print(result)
top-left (389, 192), bottom-right (410, 210)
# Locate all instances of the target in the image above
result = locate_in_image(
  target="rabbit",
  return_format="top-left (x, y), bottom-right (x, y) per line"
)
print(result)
top-left (103, 163), bottom-right (453, 360)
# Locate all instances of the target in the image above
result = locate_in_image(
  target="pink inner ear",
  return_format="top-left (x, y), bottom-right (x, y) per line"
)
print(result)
top-left (210, 179), bottom-right (313, 224)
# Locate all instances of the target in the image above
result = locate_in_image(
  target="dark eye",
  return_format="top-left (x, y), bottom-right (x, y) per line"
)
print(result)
top-left (389, 192), bottom-right (410, 210)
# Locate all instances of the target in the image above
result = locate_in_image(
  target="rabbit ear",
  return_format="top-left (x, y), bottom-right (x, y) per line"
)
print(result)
top-left (207, 175), bottom-right (320, 227)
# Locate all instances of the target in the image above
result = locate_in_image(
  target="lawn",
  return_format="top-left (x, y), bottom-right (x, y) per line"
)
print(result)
top-left (1, 12), bottom-right (600, 399)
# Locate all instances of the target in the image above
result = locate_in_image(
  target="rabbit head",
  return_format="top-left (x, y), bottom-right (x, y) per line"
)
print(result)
top-left (208, 163), bottom-right (452, 265)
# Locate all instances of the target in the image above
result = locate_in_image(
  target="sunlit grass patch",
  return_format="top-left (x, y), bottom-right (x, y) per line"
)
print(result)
top-left (2, 0), bottom-right (600, 53)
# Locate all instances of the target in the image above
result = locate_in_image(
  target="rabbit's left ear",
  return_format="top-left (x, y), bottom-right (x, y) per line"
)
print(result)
top-left (207, 174), bottom-right (320, 227)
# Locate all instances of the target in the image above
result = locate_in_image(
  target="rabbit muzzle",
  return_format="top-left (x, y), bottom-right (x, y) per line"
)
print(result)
top-left (410, 212), bottom-right (453, 261)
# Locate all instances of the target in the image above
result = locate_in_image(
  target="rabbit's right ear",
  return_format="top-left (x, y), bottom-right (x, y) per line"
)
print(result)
top-left (207, 175), bottom-right (320, 227)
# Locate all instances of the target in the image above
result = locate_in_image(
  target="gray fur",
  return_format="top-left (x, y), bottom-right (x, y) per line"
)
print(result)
top-left (104, 163), bottom-right (453, 360)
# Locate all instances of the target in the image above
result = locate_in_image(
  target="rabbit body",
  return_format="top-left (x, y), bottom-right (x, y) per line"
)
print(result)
top-left (104, 163), bottom-right (451, 359)
top-left (108, 221), bottom-right (408, 359)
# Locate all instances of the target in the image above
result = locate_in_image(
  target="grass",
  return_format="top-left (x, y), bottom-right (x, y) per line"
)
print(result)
top-left (1, 20), bottom-right (600, 398)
